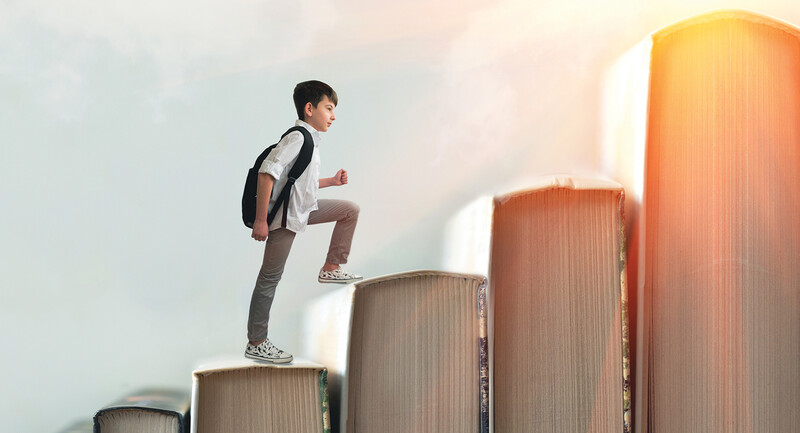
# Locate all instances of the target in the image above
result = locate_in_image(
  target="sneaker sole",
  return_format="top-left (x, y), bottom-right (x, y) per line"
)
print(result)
top-left (244, 352), bottom-right (293, 364)
top-left (318, 277), bottom-right (363, 284)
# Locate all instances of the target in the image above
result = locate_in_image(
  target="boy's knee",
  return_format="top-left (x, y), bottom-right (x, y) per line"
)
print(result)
top-left (350, 202), bottom-right (360, 216)
top-left (257, 268), bottom-right (284, 287)
top-left (346, 201), bottom-right (360, 220)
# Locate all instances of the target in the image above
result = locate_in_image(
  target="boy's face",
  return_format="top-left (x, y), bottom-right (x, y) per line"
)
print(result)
top-left (304, 95), bottom-right (336, 132)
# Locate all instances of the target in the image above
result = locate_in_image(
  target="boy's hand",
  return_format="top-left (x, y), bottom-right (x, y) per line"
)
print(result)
top-left (333, 169), bottom-right (348, 186)
top-left (252, 221), bottom-right (269, 242)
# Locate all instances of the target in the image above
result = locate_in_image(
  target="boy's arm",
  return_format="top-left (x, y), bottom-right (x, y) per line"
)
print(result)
top-left (319, 169), bottom-right (348, 188)
top-left (251, 173), bottom-right (274, 242)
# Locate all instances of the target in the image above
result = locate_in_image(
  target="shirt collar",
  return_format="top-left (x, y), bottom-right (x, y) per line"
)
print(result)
top-left (295, 119), bottom-right (322, 144)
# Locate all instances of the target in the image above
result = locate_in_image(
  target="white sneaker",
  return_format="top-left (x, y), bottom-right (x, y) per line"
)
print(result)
top-left (318, 267), bottom-right (363, 284)
top-left (244, 338), bottom-right (293, 364)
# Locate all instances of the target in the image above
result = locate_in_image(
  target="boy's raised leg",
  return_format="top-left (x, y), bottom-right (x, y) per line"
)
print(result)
top-left (308, 199), bottom-right (363, 283)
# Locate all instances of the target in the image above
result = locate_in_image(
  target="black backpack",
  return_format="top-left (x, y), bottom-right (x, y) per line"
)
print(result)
top-left (242, 126), bottom-right (314, 228)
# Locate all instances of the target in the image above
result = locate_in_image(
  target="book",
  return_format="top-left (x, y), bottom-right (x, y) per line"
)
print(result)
top-left (93, 388), bottom-right (190, 433)
top-left (445, 175), bottom-right (630, 433)
top-left (603, 10), bottom-right (800, 433)
top-left (302, 271), bottom-right (489, 433)
top-left (190, 358), bottom-right (330, 433)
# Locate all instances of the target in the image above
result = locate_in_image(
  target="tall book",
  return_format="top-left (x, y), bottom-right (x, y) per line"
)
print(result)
top-left (190, 359), bottom-right (330, 433)
top-left (603, 10), bottom-right (800, 433)
top-left (445, 176), bottom-right (630, 433)
top-left (93, 388), bottom-right (190, 433)
top-left (302, 271), bottom-right (489, 433)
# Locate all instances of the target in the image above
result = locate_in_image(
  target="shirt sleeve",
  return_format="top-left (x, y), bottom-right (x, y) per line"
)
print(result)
top-left (259, 131), bottom-right (304, 179)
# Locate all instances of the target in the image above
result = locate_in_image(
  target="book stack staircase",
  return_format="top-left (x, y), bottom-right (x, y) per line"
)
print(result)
top-left (64, 9), bottom-right (800, 433)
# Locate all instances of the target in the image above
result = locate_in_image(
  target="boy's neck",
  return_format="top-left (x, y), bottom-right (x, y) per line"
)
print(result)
top-left (298, 118), bottom-right (319, 133)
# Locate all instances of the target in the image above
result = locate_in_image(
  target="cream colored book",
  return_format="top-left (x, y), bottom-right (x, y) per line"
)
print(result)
top-left (94, 388), bottom-right (190, 433)
top-left (302, 270), bottom-right (488, 433)
top-left (445, 175), bottom-right (630, 433)
top-left (190, 359), bottom-right (330, 433)
top-left (603, 10), bottom-right (800, 433)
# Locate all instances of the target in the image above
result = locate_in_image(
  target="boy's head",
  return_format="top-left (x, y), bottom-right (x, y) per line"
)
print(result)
top-left (293, 80), bottom-right (338, 132)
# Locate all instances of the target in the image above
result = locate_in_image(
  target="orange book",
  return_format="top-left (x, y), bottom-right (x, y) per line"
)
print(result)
top-left (604, 10), bottom-right (800, 432)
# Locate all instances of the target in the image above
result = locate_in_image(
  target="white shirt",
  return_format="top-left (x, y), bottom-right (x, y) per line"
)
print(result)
top-left (258, 120), bottom-right (321, 233)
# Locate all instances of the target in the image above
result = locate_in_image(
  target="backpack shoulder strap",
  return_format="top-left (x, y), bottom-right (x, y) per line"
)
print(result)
top-left (286, 127), bottom-right (314, 180)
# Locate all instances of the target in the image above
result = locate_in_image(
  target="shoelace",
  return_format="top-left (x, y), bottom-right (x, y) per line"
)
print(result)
top-left (265, 341), bottom-right (284, 355)
top-left (327, 269), bottom-right (353, 278)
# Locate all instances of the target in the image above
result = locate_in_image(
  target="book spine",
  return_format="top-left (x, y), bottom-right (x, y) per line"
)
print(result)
top-left (319, 369), bottom-right (331, 433)
top-left (477, 278), bottom-right (489, 433)
top-left (190, 376), bottom-right (199, 433)
top-left (618, 193), bottom-right (632, 433)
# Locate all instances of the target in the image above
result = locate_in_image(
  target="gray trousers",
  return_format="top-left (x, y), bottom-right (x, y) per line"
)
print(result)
top-left (247, 199), bottom-right (360, 342)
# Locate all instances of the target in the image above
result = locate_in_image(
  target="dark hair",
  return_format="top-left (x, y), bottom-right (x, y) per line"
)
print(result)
top-left (293, 80), bottom-right (338, 120)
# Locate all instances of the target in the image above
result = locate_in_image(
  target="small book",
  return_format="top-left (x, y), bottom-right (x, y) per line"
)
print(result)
top-left (445, 175), bottom-right (631, 433)
top-left (603, 10), bottom-right (800, 433)
top-left (303, 271), bottom-right (489, 433)
top-left (93, 388), bottom-right (190, 433)
top-left (191, 359), bottom-right (330, 433)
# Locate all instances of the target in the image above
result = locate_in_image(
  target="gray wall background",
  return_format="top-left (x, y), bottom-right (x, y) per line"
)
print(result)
top-left (2, 1), bottom-right (797, 431)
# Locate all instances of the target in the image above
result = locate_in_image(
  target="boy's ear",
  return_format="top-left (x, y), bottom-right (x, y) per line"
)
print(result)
top-left (304, 102), bottom-right (314, 118)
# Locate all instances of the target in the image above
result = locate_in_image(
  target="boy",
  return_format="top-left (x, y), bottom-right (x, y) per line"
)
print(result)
top-left (245, 80), bottom-right (362, 363)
